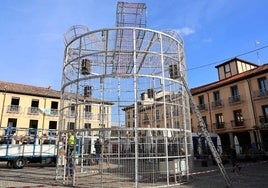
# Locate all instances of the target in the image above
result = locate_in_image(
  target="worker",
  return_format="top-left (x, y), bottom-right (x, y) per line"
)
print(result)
top-left (94, 138), bottom-right (102, 165)
top-left (68, 132), bottom-right (75, 155)
top-left (67, 132), bottom-right (75, 177)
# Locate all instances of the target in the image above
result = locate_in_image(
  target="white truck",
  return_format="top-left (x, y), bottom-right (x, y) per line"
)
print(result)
top-left (0, 127), bottom-right (58, 169)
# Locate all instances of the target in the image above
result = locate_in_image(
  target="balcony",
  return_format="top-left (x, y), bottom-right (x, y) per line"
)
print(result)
top-left (84, 112), bottom-right (92, 119)
top-left (69, 110), bottom-right (76, 117)
top-left (229, 95), bottom-right (241, 105)
top-left (213, 122), bottom-right (225, 130)
top-left (231, 120), bottom-right (245, 128)
top-left (142, 118), bottom-right (150, 123)
top-left (50, 109), bottom-right (59, 116)
top-left (198, 103), bottom-right (207, 111)
top-left (98, 113), bottom-right (107, 120)
top-left (259, 116), bottom-right (268, 128)
top-left (253, 89), bottom-right (268, 99)
top-left (7, 105), bottom-right (20, 113)
top-left (212, 100), bottom-right (223, 109)
top-left (28, 107), bottom-right (39, 115)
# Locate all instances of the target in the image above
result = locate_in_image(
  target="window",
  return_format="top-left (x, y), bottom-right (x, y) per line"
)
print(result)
top-left (232, 110), bottom-right (244, 127)
top-left (48, 121), bottom-right (57, 135)
top-left (68, 122), bottom-right (75, 130)
top-left (166, 107), bottom-right (170, 117)
top-left (156, 110), bottom-right (160, 120)
top-left (7, 118), bottom-right (17, 134)
top-left (224, 64), bottom-right (230, 73)
top-left (231, 86), bottom-right (239, 96)
top-left (198, 95), bottom-right (205, 105)
top-left (85, 123), bottom-right (91, 129)
top-left (70, 104), bottom-right (76, 117)
top-left (213, 91), bottom-right (222, 106)
top-left (198, 95), bottom-right (206, 110)
top-left (51, 101), bottom-right (58, 115)
top-left (261, 105), bottom-right (268, 124)
top-left (29, 120), bottom-right (38, 129)
top-left (30, 99), bottom-right (39, 114)
top-left (234, 110), bottom-right (243, 122)
top-left (9, 97), bottom-right (20, 112)
top-left (173, 105), bottom-right (179, 116)
top-left (84, 85), bottom-right (92, 97)
top-left (215, 113), bottom-right (224, 129)
top-left (99, 124), bottom-right (105, 128)
top-left (258, 77), bottom-right (268, 92)
top-left (84, 105), bottom-right (92, 118)
top-left (229, 85), bottom-right (240, 103)
top-left (7, 118), bottom-right (17, 128)
top-left (214, 91), bottom-right (220, 101)
top-left (51, 101), bottom-right (58, 109)
top-left (132, 109), bottom-right (135, 118)
top-left (49, 121), bottom-right (57, 130)
top-left (31, 99), bottom-right (39, 107)
top-left (84, 123), bottom-right (91, 136)
top-left (143, 113), bottom-right (149, 122)
top-left (99, 106), bottom-right (106, 120)
top-left (29, 120), bottom-right (38, 135)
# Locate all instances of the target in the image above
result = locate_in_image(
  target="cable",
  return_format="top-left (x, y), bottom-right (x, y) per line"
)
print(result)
top-left (187, 45), bottom-right (268, 71)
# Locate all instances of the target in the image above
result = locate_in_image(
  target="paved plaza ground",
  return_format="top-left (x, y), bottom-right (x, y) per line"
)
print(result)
top-left (0, 160), bottom-right (267, 187)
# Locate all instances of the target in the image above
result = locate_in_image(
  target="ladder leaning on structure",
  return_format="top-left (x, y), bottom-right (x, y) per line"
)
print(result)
top-left (180, 77), bottom-right (232, 188)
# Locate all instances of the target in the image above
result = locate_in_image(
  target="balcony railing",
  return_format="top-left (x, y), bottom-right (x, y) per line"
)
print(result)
top-left (212, 100), bottom-right (223, 108)
top-left (142, 118), bottom-right (150, 123)
top-left (50, 109), bottom-right (59, 116)
top-left (69, 110), bottom-right (76, 117)
top-left (28, 107), bottom-right (39, 115)
top-left (231, 120), bottom-right (245, 128)
top-left (229, 95), bottom-right (241, 104)
top-left (253, 89), bottom-right (268, 99)
top-left (84, 112), bottom-right (92, 119)
top-left (198, 103), bottom-right (207, 111)
top-left (213, 122), bottom-right (225, 129)
top-left (7, 105), bottom-right (20, 113)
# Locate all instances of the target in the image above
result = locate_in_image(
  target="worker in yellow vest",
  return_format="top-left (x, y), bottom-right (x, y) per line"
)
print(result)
top-left (68, 132), bottom-right (75, 155)
top-left (67, 132), bottom-right (75, 176)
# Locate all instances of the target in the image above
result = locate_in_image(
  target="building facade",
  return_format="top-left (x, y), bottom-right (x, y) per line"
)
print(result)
top-left (190, 58), bottom-right (268, 154)
top-left (123, 91), bottom-right (186, 136)
top-left (0, 81), bottom-right (112, 136)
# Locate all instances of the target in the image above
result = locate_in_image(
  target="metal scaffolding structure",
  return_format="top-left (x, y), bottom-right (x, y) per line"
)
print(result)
top-left (56, 2), bottom-right (193, 187)
top-left (116, 2), bottom-right (147, 27)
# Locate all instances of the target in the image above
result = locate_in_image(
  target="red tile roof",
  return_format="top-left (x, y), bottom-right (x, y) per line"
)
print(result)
top-left (0, 80), bottom-right (114, 105)
top-left (0, 81), bottom-right (60, 98)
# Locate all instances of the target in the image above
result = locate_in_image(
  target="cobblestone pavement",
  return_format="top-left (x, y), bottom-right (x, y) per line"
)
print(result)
top-left (0, 160), bottom-right (267, 188)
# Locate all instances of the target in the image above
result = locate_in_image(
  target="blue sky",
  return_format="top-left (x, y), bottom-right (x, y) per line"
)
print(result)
top-left (1, 0), bottom-right (268, 89)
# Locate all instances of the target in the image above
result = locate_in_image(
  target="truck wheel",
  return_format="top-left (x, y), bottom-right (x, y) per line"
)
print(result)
top-left (13, 157), bottom-right (26, 169)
